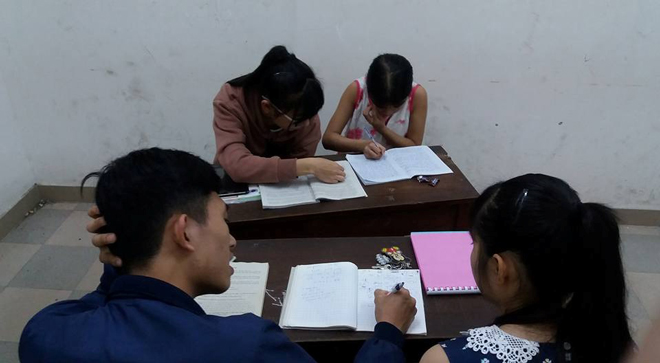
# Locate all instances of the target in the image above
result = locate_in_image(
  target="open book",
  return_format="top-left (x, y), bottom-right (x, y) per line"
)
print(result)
top-left (260, 161), bottom-right (367, 209)
top-left (195, 262), bottom-right (269, 317)
top-left (280, 262), bottom-right (427, 335)
top-left (345, 145), bottom-right (453, 185)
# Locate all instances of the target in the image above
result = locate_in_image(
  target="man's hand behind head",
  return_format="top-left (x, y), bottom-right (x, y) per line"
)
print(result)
top-left (87, 205), bottom-right (122, 267)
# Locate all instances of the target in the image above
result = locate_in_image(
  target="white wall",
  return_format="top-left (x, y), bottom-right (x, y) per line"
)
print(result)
top-left (1, 0), bottom-right (658, 209)
top-left (0, 72), bottom-right (36, 217)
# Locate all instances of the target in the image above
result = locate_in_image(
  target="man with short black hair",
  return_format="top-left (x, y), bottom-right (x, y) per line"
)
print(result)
top-left (19, 148), bottom-right (416, 362)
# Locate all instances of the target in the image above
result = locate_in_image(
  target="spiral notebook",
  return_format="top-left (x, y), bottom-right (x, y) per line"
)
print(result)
top-left (410, 232), bottom-right (480, 295)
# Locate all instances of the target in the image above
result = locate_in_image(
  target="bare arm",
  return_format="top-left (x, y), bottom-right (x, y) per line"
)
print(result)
top-left (375, 85), bottom-right (428, 147)
top-left (322, 82), bottom-right (372, 153)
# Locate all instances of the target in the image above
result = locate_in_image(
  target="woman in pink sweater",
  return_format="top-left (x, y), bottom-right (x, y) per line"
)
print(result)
top-left (213, 46), bottom-right (345, 184)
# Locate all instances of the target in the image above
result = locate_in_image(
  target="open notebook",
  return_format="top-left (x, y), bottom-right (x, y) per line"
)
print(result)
top-left (280, 262), bottom-right (427, 335)
top-left (345, 145), bottom-right (453, 185)
top-left (260, 160), bottom-right (367, 209)
top-left (195, 262), bottom-right (269, 317)
top-left (411, 232), bottom-right (480, 295)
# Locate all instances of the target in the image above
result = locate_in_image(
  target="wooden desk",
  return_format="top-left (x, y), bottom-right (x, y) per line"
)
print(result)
top-left (235, 236), bottom-right (499, 362)
top-left (228, 146), bottom-right (478, 240)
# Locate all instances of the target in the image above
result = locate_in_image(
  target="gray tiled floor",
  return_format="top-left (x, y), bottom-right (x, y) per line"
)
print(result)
top-left (0, 243), bottom-right (41, 286)
top-left (9, 245), bottom-right (98, 290)
top-left (0, 341), bottom-right (20, 363)
top-left (0, 287), bottom-right (71, 342)
top-left (74, 202), bottom-right (94, 212)
top-left (46, 211), bottom-right (93, 247)
top-left (627, 288), bottom-right (650, 321)
top-left (68, 289), bottom-right (93, 300)
top-left (0, 202), bottom-right (658, 357)
top-left (1, 209), bottom-right (72, 245)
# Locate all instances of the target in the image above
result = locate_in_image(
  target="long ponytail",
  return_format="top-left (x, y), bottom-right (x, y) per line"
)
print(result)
top-left (558, 203), bottom-right (631, 362)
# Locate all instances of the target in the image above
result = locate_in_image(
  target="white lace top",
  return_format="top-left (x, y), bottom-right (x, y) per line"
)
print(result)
top-left (441, 325), bottom-right (557, 363)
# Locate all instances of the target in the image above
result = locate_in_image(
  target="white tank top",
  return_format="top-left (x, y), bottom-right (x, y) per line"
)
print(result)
top-left (342, 76), bottom-right (420, 149)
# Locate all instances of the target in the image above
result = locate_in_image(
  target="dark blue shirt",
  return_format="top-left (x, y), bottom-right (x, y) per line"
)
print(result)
top-left (20, 266), bottom-right (405, 362)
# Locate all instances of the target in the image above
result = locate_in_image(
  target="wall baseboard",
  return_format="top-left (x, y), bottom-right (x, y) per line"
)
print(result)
top-left (37, 185), bottom-right (95, 203)
top-left (0, 184), bottom-right (41, 242)
top-left (0, 185), bottom-right (95, 242)
top-left (616, 209), bottom-right (660, 228)
top-left (1, 185), bottom-right (659, 242)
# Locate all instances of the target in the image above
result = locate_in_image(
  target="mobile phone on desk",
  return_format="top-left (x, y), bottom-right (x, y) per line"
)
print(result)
top-left (213, 165), bottom-right (249, 197)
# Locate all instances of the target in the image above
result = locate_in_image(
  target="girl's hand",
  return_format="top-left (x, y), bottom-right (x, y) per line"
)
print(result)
top-left (363, 104), bottom-right (386, 131)
top-left (298, 158), bottom-right (346, 183)
top-left (364, 142), bottom-right (386, 160)
top-left (310, 159), bottom-right (346, 183)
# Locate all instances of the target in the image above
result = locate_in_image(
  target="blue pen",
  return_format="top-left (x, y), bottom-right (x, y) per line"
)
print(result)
top-left (363, 127), bottom-right (384, 157)
top-left (389, 282), bottom-right (405, 295)
top-left (363, 126), bottom-right (376, 142)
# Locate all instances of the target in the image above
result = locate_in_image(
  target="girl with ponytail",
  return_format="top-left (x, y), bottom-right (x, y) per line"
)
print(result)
top-left (421, 173), bottom-right (633, 363)
top-left (213, 45), bottom-right (345, 184)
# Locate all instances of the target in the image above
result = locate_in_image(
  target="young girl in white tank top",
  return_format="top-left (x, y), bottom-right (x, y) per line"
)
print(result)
top-left (322, 54), bottom-right (428, 159)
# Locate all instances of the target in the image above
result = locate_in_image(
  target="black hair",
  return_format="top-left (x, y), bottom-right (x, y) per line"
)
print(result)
top-left (81, 148), bottom-right (220, 273)
top-left (228, 45), bottom-right (324, 123)
top-left (366, 53), bottom-right (413, 108)
top-left (470, 174), bottom-right (632, 363)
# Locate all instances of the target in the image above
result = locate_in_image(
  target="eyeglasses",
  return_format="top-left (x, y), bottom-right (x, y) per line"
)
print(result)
top-left (261, 96), bottom-right (307, 131)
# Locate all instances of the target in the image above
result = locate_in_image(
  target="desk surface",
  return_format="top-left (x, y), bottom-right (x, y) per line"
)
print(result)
top-left (234, 236), bottom-right (498, 348)
top-left (227, 146), bottom-right (479, 239)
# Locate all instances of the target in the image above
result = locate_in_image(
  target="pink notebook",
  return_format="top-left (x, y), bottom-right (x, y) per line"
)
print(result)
top-left (411, 232), bottom-right (480, 295)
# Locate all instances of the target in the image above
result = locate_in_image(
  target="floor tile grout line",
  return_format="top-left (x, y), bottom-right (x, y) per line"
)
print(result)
top-left (2, 244), bottom-right (44, 288)
top-left (1, 286), bottom-right (75, 294)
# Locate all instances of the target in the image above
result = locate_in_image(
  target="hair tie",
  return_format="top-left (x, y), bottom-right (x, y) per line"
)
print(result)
top-left (513, 188), bottom-right (529, 224)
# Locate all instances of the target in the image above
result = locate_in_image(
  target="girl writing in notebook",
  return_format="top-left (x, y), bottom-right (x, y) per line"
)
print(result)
top-left (322, 54), bottom-right (428, 160)
top-left (213, 45), bottom-right (345, 184)
top-left (420, 174), bottom-right (633, 363)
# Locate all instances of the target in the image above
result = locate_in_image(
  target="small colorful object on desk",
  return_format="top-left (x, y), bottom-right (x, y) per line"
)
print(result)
top-left (373, 246), bottom-right (412, 270)
top-left (416, 175), bottom-right (439, 187)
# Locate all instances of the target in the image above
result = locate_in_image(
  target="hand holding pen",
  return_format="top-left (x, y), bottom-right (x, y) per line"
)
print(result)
top-left (362, 127), bottom-right (386, 160)
top-left (374, 282), bottom-right (417, 334)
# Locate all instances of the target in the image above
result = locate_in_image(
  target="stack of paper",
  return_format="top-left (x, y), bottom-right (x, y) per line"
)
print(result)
top-left (195, 262), bottom-right (269, 317)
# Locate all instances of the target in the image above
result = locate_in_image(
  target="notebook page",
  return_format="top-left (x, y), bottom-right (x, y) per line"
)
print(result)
top-left (259, 176), bottom-right (317, 209)
top-left (281, 262), bottom-right (358, 329)
top-left (355, 269), bottom-right (427, 335)
top-left (387, 146), bottom-right (453, 178)
top-left (345, 153), bottom-right (408, 185)
top-left (309, 161), bottom-right (367, 201)
top-left (195, 262), bottom-right (269, 317)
